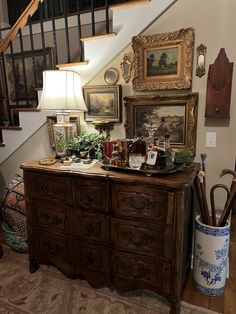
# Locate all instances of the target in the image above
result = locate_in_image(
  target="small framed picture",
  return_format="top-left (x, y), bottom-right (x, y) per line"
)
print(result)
top-left (83, 85), bottom-right (122, 122)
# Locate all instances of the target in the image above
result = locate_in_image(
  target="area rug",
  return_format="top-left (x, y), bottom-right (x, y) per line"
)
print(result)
top-left (0, 246), bottom-right (220, 314)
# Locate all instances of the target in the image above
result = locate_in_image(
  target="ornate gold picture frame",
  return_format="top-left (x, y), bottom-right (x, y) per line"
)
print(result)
top-left (83, 85), bottom-right (122, 122)
top-left (120, 53), bottom-right (133, 83)
top-left (132, 28), bottom-right (195, 91)
top-left (124, 93), bottom-right (198, 156)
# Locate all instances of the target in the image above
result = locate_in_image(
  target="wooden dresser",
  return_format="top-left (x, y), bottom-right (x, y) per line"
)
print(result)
top-left (21, 160), bottom-right (200, 314)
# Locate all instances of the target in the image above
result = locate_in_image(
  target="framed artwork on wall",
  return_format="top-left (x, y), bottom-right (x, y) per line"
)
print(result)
top-left (132, 28), bottom-right (195, 91)
top-left (120, 53), bottom-right (133, 83)
top-left (83, 85), bottom-right (122, 122)
top-left (124, 93), bottom-right (198, 156)
top-left (104, 68), bottom-right (119, 85)
top-left (6, 47), bottom-right (54, 101)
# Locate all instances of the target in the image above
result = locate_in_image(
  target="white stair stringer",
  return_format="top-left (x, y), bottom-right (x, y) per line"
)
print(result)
top-left (0, 110), bottom-right (56, 165)
top-left (58, 0), bottom-right (176, 85)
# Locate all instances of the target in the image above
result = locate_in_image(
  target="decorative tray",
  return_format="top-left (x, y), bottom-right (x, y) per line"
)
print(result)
top-left (100, 162), bottom-right (185, 176)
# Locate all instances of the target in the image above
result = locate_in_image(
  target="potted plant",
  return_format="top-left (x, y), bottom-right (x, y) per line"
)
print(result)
top-left (58, 132), bottom-right (107, 159)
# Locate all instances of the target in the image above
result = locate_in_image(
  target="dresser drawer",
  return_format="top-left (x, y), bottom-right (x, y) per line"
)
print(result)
top-left (112, 251), bottom-right (171, 295)
top-left (73, 179), bottom-right (108, 212)
top-left (24, 172), bottom-right (72, 205)
top-left (111, 218), bottom-right (173, 260)
top-left (111, 183), bottom-right (174, 224)
top-left (27, 201), bottom-right (72, 234)
top-left (74, 240), bottom-right (110, 287)
top-left (28, 230), bottom-right (73, 274)
top-left (74, 240), bottom-right (109, 273)
top-left (73, 211), bottom-right (109, 243)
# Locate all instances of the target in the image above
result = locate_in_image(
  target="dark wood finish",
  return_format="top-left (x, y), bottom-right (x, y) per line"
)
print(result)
top-left (0, 126), bottom-right (22, 130)
top-left (21, 160), bottom-right (200, 314)
top-left (205, 48), bottom-right (234, 118)
top-left (0, 213), bottom-right (234, 313)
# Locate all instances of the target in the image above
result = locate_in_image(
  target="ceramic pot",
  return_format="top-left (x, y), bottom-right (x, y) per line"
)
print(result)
top-left (193, 215), bottom-right (230, 296)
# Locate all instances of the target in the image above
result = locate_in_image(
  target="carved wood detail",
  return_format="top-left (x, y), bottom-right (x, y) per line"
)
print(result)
top-left (22, 160), bottom-right (200, 314)
top-left (205, 48), bottom-right (234, 118)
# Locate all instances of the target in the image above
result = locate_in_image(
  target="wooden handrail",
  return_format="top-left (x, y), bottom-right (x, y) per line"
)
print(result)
top-left (0, 0), bottom-right (45, 53)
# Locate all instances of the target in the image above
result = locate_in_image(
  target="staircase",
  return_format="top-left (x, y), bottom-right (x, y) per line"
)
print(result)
top-left (0, 0), bottom-right (176, 165)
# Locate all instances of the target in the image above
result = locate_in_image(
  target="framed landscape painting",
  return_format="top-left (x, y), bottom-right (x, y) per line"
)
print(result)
top-left (124, 93), bottom-right (198, 156)
top-left (6, 47), bottom-right (54, 101)
top-left (132, 28), bottom-right (195, 91)
top-left (83, 85), bottom-right (122, 122)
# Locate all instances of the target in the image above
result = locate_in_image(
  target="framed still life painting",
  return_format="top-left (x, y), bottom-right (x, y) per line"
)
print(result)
top-left (132, 28), bottom-right (195, 91)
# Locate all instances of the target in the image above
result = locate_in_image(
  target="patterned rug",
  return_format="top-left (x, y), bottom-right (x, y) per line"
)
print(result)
top-left (0, 246), bottom-right (220, 314)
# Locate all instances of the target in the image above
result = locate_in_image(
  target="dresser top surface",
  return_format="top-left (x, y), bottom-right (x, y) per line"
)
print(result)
top-left (21, 159), bottom-right (200, 189)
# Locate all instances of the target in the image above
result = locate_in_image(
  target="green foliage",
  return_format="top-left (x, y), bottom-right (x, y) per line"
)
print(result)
top-left (174, 149), bottom-right (194, 164)
top-left (58, 132), bottom-right (107, 159)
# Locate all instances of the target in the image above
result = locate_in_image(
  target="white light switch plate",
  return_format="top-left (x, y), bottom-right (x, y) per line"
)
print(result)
top-left (206, 132), bottom-right (216, 147)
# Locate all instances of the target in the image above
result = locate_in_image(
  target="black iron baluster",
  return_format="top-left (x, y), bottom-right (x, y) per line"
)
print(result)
top-left (62, 0), bottom-right (71, 63)
top-left (9, 42), bottom-right (19, 106)
top-left (50, 0), bottom-right (59, 65)
top-left (0, 52), bottom-right (12, 125)
top-left (76, 0), bottom-right (84, 62)
top-left (105, 0), bottom-right (109, 34)
top-left (18, 29), bottom-right (29, 106)
top-left (39, 1), bottom-right (47, 69)
top-left (43, 0), bottom-right (49, 19)
top-left (90, 0), bottom-right (96, 36)
top-left (28, 15), bottom-right (38, 102)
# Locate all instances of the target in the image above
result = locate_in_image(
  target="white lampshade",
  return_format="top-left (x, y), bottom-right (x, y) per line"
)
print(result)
top-left (38, 70), bottom-right (87, 112)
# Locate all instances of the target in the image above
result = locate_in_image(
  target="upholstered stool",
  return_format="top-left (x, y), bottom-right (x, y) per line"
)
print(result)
top-left (1, 174), bottom-right (27, 252)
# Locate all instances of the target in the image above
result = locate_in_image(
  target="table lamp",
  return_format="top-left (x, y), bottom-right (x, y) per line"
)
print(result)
top-left (38, 70), bottom-right (87, 157)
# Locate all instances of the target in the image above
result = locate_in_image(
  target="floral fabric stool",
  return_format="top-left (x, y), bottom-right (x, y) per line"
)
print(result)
top-left (1, 174), bottom-right (28, 252)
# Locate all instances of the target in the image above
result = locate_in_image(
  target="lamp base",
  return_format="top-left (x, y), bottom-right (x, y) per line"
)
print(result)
top-left (53, 112), bottom-right (77, 157)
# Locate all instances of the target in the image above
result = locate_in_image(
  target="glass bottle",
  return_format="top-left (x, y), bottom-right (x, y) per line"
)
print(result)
top-left (146, 125), bottom-right (157, 149)
top-left (146, 138), bottom-right (166, 170)
top-left (128, 137), bottom-right (146, 169)
top-left (163, 134), bottom-right (174, 165)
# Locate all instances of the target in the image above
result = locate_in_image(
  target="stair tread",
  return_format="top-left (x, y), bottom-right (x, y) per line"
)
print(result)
top-left (81, 32), bottom-right (117, 42)
top-left (0, 126), bottom-right (22, 130)
top-left (56, 61), bottom-right (89, 68)
top-left (110, 0), bottom-right (150, 10)
top-left (13, 108), bottom-right (40, 112)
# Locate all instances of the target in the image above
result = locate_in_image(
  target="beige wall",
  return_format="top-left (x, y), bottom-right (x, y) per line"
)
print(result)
top-left (0, 0), bottom-right (10, 28)
top-left (1, 0), bottom-right (235, 209)
top-left (89, 0), bottom-right (236, 208)
top-left (0, 125), bottom-right (52, 197)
